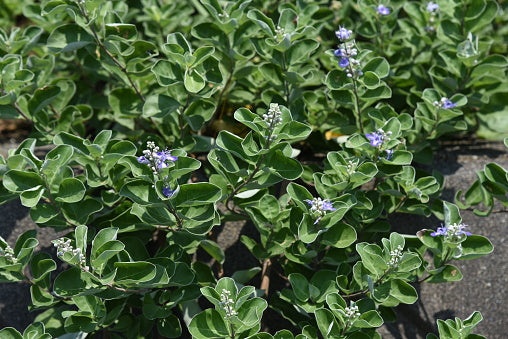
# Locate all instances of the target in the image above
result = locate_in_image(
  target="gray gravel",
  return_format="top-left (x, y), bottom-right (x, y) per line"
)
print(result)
top-left (379, 140), bottom-right (507, 339)
top-left (0, 200), bottom-right (62, 328)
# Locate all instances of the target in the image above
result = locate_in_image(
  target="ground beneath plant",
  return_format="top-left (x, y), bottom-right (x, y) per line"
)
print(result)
top-left (0, 133), bottom-right (506, 338)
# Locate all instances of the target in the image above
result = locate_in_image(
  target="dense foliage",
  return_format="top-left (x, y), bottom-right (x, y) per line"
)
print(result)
top-left (0, 0), bottom-right (506, 338)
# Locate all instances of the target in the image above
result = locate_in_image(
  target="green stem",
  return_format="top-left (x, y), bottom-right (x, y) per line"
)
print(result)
top-left (349, 71), bottom-right (364, 133)
top-left (213, 62), bottom-right (235, 119)
top-left (166, 201), bottom-right (183, 229)
top-left (340, 324), bottom-right (349, 337)
top-left (281, 52), bottom-right (290, 105)
top-left (75, 2), bottom-right (172, 141)
top-left (441, 247), bottom-right (453, 264)
top-left (375, 17), bottom-right (386, 58)
top-left (341, 267), bottom-right (393, 300)
top-left (430, 109), bottom-right (440, 139)
top-left (49, 104), bottom-right (61, 119)
top-left (178, 94), bottom-right (191, 140)
top-left (224, 156), bottom-right (265, 214)
top-left (417, 274), bottom-right (432, 284)
top-left (417, 247), bottom-right (453, 283)
top-left (24, 275), bottom-right (70, 300)
top-left (0, 88), bottom-right (30, 121)
top-left (392, 195), bottom-right (407, 214)
top-left (76, 3), bottom-right (145, 103)
top-left (41, 174), bottom-right (80, 228)
top-left (229, 321), bottom-right (236, 339)
top-left (13, 102), bottom-right (30, 121)
top-left (224, 112), bottom-right (277, 213)
top-left (105, 281), bottom-right (150, 294)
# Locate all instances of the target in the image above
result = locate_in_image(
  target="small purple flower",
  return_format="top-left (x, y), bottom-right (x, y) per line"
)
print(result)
top-left (385, 149), bottom-right (394, 160)
top-left (366, 131), bottom-right (384, 147)
top-left (377, 5), bottom-right (390, 15)
top-left (334, 49), bottom-right (344, 57)
top-left (442, 99), bottom-right (457, 109)
top-left (430, 226), bottom-right (448, 237)
top-left (433, 97), bottom-right (457, 109)
top-left (137, 156), bottom-right (149, 164)
top-left (322, 201), bottom-right (336, 212)
top-left (335, 26), bottom-right (352, 40)
top-left (338, 57), bottom-right (350, 68)
top-left (156, 151), bottom-right (178, 162)
top-left (426, 2), bottom-right (439, 13)
top-left (155, 151), bottom-right (178, 169)
top-left (162, 186), bottom-right (175, 197)
top-left (304, 197), bottom-right (336, 224)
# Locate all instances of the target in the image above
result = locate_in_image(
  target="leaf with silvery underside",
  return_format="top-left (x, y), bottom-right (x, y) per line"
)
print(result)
top-left (188, 309), bottom-right (230, 339)
top-left (170, 182), bottom-right (221, 207)
top-left (184, 68), bottom-right (206, 93)
top-left (119, 179), bottom-right (161, 205)
top-left (114, 262), bottom-right (157, 285)
top-left (184, 99), bottom-right (216, 131)
top-left (143, 94), bottom-right (180, 118)
top-left (47, 24), bottom-right (94, 53)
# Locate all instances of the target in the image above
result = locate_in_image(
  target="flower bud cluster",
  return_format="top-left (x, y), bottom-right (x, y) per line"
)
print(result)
top-left (262, 103), bottom-right (283, 142)
top-left (346, 160), bottom-right (357, 175)
top-left (0, 244), bottom-right (17, 264)
top-left (274, 26), bottom-right (286, 42)
top-left (433, 97), bottom-right (457, 109)
top-left (304, 197), bottom-right (337, 224)
top-left (219, 289), bottom-right (237, 319)
top-left (263, 103), bottom-right (283, 127)
top-left (137, 141), bottom-right (178, 175)
top-left (53, 238), bottom-right (89, 272)
top-left (344, 304), bottom-right (361, 320)
top-left (388, 245), bottom-right (404, 267)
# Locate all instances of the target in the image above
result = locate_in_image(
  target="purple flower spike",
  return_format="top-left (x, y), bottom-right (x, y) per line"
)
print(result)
top-left (339, 57), bottom-right (350, 68)
top-left (335, 26), bottom-right (352, 40)
top-left (377, 5), bottom-right (390, 15)
top-left (162, 186), bottom-right (175, 198)
top-left (366, 131), bottom-right (384, 147)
